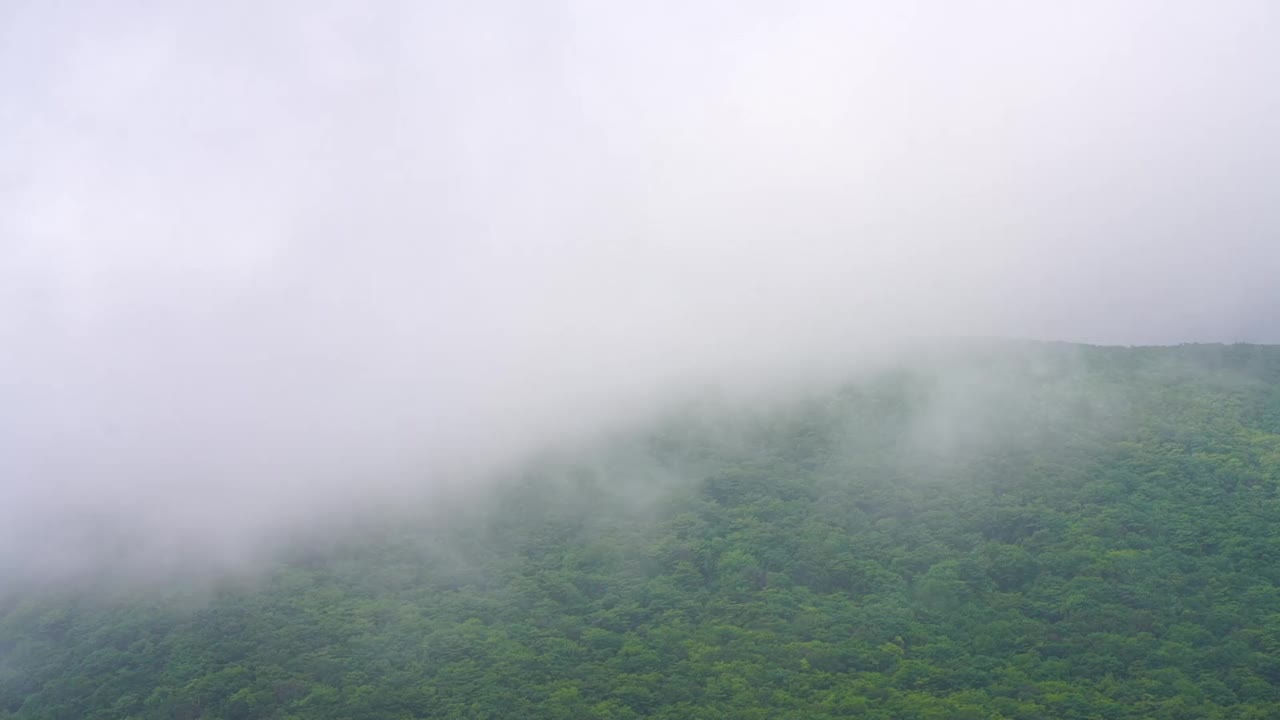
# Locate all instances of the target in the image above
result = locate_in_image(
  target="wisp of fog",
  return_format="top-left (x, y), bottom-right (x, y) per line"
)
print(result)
top-left (2, 1), bottom-right (1279, 583)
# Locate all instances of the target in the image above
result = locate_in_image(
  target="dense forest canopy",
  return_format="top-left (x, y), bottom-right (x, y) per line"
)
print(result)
top-left (3, 342), bottom-right (1280, 719)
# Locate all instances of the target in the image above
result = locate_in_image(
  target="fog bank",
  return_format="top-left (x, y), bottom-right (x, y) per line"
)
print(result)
top-left (2, 1), bottom-right (1279, 582)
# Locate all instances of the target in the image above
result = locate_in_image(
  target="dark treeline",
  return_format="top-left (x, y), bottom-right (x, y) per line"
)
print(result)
top-left (3, 343), bottom-right (1280, 719)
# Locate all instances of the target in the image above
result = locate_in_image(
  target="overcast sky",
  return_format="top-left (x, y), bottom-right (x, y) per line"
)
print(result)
top-left (2, 1), bottom-right (1278, 581)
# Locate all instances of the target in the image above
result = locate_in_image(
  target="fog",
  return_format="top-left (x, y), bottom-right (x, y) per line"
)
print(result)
top-left (2, 1), bottom-right (1279, 583)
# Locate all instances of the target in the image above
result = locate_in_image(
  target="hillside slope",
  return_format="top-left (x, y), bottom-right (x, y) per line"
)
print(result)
top-left (4, 343), bottom-right (1280, 719)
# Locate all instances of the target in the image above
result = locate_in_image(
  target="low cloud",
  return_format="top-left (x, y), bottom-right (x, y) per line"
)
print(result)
top-left (2, 1), bottom-right (1278, 583)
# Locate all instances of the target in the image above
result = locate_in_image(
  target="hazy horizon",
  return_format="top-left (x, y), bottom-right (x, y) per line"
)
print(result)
top-left (3, 1), bottom-right (1279, 584)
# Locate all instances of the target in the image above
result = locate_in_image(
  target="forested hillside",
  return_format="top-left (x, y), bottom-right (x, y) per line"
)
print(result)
top-left (4, 343), bottom-right (1280, 720)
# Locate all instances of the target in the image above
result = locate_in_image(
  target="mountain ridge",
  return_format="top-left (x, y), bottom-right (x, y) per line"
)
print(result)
top-left (4, 342), bottom-right (1280, 719)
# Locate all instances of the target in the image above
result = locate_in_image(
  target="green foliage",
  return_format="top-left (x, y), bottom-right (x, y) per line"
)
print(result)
top-left (3, 343), bottom-right (1280, 719)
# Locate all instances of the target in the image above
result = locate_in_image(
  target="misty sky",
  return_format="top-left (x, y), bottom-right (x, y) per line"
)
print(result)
top-left (2, 1), bottom-right (1279, 580)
